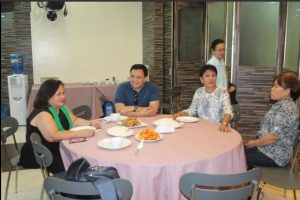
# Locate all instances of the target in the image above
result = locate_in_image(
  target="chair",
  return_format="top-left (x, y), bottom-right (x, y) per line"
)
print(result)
top-left (256, 131), bottom-right (300, 200)
top-left (1, 117), bottom-right (21, 200)
top-left (230, 104), bottom-right (240, 129)
top-left (72, 105), bottom-right (92, 120)
top-left (160, 86), bottom-right (182, 114)
top-left (44, 173), bottom-right (133, 200)
top-left (30, 132), bottom-right (53, 200)
top-left (179, 168), bottom-right (262, 200)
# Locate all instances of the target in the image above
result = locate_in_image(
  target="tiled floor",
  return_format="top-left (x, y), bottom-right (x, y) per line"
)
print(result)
top-left (1, 126), bottom-right (299, 200)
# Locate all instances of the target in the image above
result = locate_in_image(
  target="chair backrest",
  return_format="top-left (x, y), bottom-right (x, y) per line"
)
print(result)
top-left (1, 117), bottom-right (20, 168)
top-left (44, 175), bottom-right (133, 200)
top-left (72, 105), bottom-right (92, 120)
top-left (231, 104), bottom-right (240, 122)
top-left (30, 132), bottom-right (53, 169)
top-left (1, 116), bottom-right (19, 145)
top-left (179, 168), bottom-right (262, 200)
top-left (169, 86), bottom-right (182, 113)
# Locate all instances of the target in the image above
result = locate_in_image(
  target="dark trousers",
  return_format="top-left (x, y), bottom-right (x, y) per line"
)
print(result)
top-left (245, 147), bottom-right (279, 169)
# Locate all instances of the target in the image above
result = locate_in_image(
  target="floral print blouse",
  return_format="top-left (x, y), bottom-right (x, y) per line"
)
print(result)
top-left (257, 97), bottom-right (299, 167)
top-left (184, 87), bottom-right (233, 123)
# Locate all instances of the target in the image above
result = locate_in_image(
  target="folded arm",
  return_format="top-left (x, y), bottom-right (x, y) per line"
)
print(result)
top-left (115, 100), bottom-right (160, 117)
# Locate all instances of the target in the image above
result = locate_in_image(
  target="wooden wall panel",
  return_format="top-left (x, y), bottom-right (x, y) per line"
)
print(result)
top-left (142, 2), bottom-right (164, 99)
top-left (236, 66), bottom-right (276, 136)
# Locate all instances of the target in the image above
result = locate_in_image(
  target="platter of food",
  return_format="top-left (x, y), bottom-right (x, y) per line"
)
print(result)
top-left (135, 128), bottom-right (163, 142)
top-left (119, 118), bottom-right (147, 128)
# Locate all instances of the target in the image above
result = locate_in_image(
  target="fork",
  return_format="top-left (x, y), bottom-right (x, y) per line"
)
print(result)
top-left (135, 139), bottom-right (144, 155)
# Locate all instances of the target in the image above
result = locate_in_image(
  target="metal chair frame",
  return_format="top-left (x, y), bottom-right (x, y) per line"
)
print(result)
top-left (1, 117), bottom-right (20, 200)
top-left (30, 132), bottom-right (53, 200)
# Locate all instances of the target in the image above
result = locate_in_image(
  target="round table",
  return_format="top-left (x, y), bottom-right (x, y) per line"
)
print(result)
top-left (60, 115), bottom-right (246, 200)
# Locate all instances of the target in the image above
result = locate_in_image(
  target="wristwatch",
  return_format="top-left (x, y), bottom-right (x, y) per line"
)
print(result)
top-left (133, 106), bottom-right (137, 112)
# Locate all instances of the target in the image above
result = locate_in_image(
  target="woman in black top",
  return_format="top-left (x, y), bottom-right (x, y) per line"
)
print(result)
top-left (19, 79), bottom-right (101, 174)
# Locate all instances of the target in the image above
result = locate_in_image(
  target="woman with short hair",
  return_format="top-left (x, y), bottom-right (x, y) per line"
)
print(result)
top-left (245, 72), bottom-right (300, 167)
top-left (173, 64), bottom-right (233, 132)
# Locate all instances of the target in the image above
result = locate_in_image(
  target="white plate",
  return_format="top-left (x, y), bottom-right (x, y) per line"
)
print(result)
top-left (103, 115), bottom-right (128, 122)
top-left (106, 126), bottom-right (134, 137)
top-left (97, 137), bottom-right (132, 150)
top-left (118, 121), bottom-right (147, 129)
top-left (152, 118), bottom-right (183, 128)
top-left (135, 133), bottom-right (163, 143)
top-left (176, 116), bottom-right (199, 123)
top-left (70, 126), bottom-right (97, 131)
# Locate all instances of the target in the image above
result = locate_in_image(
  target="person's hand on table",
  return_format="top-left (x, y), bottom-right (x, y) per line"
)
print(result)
top-left (171, 111), bottom-right (187, 120)
top-left (244, 140), bottom-right (256, 149)
top-left (137, 107), bottom-right (157, 116)
top-left (76, 129), bottom-right (95, 138)
top-left (218, 123), bottom-right (231, 132)
top-left (89, 119), bottom-right (102, 129)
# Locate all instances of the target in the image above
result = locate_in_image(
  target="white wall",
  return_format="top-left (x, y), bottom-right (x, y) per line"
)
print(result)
top-left (31, 2), bottom-right (142, 84)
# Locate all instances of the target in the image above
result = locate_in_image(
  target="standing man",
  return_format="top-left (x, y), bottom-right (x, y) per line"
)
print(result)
top-left (207, 39), bottom-right (228, 89)
top-left (114, 64), bottom-right (160, 117)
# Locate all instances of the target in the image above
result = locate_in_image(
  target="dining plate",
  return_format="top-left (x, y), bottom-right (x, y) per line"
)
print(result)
top-left (106, 126), bottom-right (134, 137)
top-left (97, 137), bottom-right (132, 150)
top-left (135, 132), bottom-right (163, 143)
top-left (152, 118), bottom-right (183, 129)
top-left (176, 116), bottom-right (199, 123)
top-left (70, 126), bottom-right (97, 131)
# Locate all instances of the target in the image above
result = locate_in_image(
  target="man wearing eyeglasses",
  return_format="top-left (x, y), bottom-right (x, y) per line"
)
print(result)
top-left (114, 64), bottom-right (160, 117)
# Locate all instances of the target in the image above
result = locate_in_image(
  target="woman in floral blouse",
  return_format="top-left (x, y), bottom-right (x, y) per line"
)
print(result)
top-left (245, 72), bottom-right (300, 167)
top-left (172, 64), bottom-right (233, 132)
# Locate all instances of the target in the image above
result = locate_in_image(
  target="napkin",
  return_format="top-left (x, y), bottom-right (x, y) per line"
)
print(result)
top-left (155, 122), bottom-right (175, 133)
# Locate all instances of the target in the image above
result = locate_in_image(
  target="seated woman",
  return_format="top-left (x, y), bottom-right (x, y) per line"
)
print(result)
top-left (245, 72), bottom-right (300, 168)
top-left (172, 64), bottom-right (233, 132)
top-left (19, 79), bottom-right (102, 174)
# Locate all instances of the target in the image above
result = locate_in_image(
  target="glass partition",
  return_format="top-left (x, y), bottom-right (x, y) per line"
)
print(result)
top-left (284, 2), bottom-right (300, 73)
top-left (178, 7), bottom-right (203, 61)
top-left (239, 2), bottom-right (279, 67)
top-left (207, 2), bottom-right (225, 47)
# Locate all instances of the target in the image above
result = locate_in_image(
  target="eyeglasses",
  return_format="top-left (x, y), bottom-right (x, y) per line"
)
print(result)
top-left (134, 91), bottom-right (139, 105)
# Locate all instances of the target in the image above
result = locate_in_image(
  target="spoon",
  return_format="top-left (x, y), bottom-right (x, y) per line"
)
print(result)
top-left (135, 139), bottom-right (144, 155)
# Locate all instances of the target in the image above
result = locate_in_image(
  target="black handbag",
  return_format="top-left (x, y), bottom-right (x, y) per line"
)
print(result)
top-left (65, 157), bottom-right (120, 200)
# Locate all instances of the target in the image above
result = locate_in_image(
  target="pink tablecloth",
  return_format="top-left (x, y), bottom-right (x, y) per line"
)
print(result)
top-left (27, 83), bottom-right (117, 118)
top-left (60, 115), bottom-right (246, 200)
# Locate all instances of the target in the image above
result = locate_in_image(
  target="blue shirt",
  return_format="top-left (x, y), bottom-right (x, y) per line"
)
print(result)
top-left (114, 81), bottom-right (160, 107)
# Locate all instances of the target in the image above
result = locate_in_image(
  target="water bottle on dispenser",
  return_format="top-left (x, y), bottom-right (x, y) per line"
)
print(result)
top-left (10, 53), bottom-right (24, 74)
top-left (8, 53), bottom-right (28, 125)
